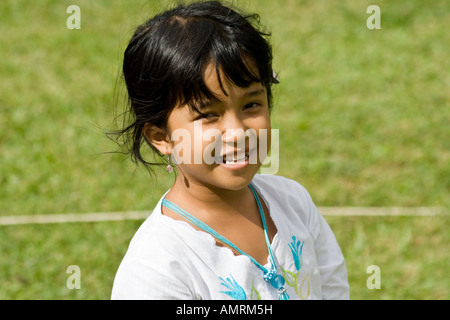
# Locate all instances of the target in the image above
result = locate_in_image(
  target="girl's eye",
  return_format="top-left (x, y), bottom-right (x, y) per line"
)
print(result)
top-left (243, 102), bottom-right (260, 110)
top-left (198, 112), bottom-right (218, 119)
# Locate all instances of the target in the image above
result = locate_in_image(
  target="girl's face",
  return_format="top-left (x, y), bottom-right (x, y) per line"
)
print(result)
top-left (164, 62), bottom-right (272, 192)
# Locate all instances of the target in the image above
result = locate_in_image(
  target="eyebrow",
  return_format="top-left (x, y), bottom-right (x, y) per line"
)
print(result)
top-left (244, 88), bottom-right (265, 98)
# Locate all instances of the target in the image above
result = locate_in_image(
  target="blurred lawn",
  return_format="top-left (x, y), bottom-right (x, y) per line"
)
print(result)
top-left (1, 216), bottom-right (448, 299)
top-left (0, 0), bottom-right (449, 299)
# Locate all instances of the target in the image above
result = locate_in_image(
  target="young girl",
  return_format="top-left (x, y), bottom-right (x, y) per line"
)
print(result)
top-left (111, 1), bottom-right (349, 300)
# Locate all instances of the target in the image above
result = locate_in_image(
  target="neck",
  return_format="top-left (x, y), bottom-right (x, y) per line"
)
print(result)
top-left (165, 173), bottom-right (254, 219)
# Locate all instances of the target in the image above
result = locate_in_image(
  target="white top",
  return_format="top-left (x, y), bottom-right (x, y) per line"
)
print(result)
top-left (111, 174), bottom-right (349, 300)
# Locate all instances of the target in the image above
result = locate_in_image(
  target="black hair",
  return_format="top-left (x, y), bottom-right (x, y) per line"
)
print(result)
top-left (114, 0), bottom-right (276, 169)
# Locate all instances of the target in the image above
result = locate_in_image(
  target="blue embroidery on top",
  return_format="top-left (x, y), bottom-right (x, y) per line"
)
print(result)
top-left (218, 235), bottom-right (309, 300)
top-left (288, 236), bottom-right (304, 271)
top-left (219, 275), bottom-right (247, 300)
top-left (282, 236), bottom-right (309, 299)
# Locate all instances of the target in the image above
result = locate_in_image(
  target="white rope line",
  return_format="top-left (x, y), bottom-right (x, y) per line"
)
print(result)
top-left (0, 207), bottom-right (445, 226)
top-left (318, 206), bottom-right (445, 216)
top-left (0, 211), bottom-right (150, 226)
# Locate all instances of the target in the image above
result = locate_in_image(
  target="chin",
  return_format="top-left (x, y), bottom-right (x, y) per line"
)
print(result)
top-left (177, 162), bottom-right (261, 192)
top-left (212, 164), bottom-right (261, 191)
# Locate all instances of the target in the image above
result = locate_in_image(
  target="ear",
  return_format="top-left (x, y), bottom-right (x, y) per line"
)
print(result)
top-left (142, 123), bottom-right (171, 155)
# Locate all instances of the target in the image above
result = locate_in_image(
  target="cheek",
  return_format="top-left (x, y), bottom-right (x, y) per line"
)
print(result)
top-left (202, 128), bottom-right (223, 162)
top-left (167, 119), bottom-right (197, 165)
top-left (254, 116), bottom-right (272, 162)
top-left (194, 121), bottom-right (221, 162)
top-left (169, 122), bottom-right (221, 165)
top-left (169, 129), bottom-right (193, 165)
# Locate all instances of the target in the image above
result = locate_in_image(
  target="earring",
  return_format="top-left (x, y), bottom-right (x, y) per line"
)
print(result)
top-left (272, 70), bottom-right (280, 84)
top-left (166, 154), bottom-right (173, 173)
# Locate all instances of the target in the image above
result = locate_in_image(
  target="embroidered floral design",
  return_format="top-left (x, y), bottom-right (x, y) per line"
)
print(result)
top-left (299, 267), bottom-right (310, 299)
top-left (288, 236), bottom-right (304, 271)
top-left (217, 235), bottom-right (310, 300)
top-left (219, 275), bottom-right (247, 300)
top-left (250, 279), bottom-right (261, 300)
top-left (281, 236), bottom-right (310, 299)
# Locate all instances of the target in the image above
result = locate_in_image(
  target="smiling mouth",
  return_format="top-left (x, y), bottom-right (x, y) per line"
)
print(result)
top-left (222, 151), bottom-right (249, 164)
top-left (213, 149), bottom-right (255, 165)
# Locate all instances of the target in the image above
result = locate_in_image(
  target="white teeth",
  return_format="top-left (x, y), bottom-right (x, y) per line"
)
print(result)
top-left (213, 150), bottom-right (253, 165)
top-left (223, 152), bottom-right (249, 164)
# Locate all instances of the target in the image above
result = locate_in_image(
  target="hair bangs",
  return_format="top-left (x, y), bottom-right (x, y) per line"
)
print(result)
top-left (172, 13), bottom-right (272, 114)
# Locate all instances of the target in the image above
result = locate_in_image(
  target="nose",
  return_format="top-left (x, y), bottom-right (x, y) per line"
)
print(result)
top-left (221, 113), bottom-right (247, 146)
top-left (218, 112), bottom-right (258, 160)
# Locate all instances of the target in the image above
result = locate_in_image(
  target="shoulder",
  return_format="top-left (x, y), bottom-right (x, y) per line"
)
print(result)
top-left (251, 174), bottom-right (313, 205)
top-left (119, 207), bottom-right (196, 268)
top-left (252, 174), bottom-right (306, 190)
top-left (112, 204), bottom-right (197, 299)
top-left (251, 174), bottom-right (317, 228)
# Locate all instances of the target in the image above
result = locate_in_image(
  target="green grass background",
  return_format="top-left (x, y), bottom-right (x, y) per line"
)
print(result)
top-left (0, 0), bottom-right (449, 299)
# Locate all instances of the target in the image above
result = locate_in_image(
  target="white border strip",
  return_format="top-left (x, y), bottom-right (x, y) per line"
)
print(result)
top-left (318, 206), bottom-right (445, 216)
top-left (0, 207), bottom-right (445, 226)
top-left (0, 211), bottom-right (150, 226)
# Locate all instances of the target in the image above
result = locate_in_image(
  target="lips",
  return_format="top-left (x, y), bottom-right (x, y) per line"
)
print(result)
top-left (222, 151), bottom-right (249, 164)
top-left (213, 149), bottom-right (256, 165)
